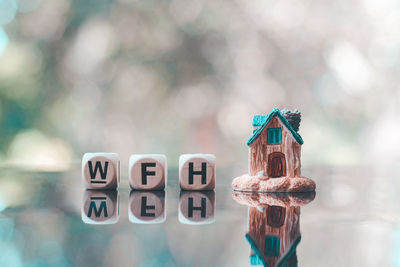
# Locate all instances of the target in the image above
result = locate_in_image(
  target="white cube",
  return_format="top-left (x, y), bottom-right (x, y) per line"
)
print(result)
top-left (82, 152), bottom-right (120, 189)
top-left (129, 191), bottom-right (166, 224)
top-left (179, 154), bottom-right (216, 190)
top-left (81, 190), bottom-right (119, 224)
top-left (179, 191), bottom-right (215, 225)
top-left (129, 154), bottom-right (167, 190)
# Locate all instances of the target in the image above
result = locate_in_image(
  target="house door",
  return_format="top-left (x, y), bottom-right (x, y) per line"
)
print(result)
top-left (268, 152), bottom-right (286, 178)
top-left (267, 206), bottom-right (286, 228)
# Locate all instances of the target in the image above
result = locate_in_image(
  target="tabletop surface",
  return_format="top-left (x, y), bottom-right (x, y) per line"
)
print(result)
top-left (0, 164), bottom-right (397, 267)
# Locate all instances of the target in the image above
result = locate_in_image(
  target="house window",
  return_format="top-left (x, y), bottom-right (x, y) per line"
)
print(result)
top-left (265, 235), bottom-right (280, 257)
top-left (267, 128), bottom-right (281, 144)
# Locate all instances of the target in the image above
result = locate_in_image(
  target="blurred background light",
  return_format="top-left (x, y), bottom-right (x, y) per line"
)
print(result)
top-left (18, 0), bottom-right (42, 13)
top-left (327, 42), bottom-right (374, 93)
top-left (0, 0), bottom-right (17, 25)
top-left (0, 0), bottom-right (397, 169)
top-left (0, 28), bottom-right (8, 56)
top-left (7, 129), bottom-right (72, 171)
top-left (0, 242), bottom-right (22, 267)
top-left (63, 17), bottom-right (117, 77)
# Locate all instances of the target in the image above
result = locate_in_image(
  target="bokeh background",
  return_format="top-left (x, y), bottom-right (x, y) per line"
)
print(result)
top-left (1, 0), bottom-right (400, 266)
top-left (1, 0), bottom-right (399, 171)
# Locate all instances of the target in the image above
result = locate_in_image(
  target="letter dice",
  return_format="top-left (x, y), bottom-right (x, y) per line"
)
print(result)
top-left (81, 190), bottom-right (119, 224)
top-left (82, 153), bottom-right (120, 189)
top-left (179, 191), bottom-right (215, 225)
top-left (179, 154), bottom-right (216, 190)
top-left (129, 154), bottom-right (167, 190)
top-left (129, 191), bottom-right (166, 224)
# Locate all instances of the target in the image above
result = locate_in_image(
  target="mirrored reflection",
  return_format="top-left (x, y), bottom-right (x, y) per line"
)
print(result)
top-left (81, 190), bottom-right (119, 225)
top-left (232, 191), bottom-right (315, 267)
top-left (179, 191), bottom-right (215, 225)
top-left (129, 190), bottom-right (166, 224)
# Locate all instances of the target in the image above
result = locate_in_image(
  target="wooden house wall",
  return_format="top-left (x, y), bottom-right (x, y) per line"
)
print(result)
top-left (249, 117), bottom-right (301, 178)
top-left (248, 206), bottom-right (301, 266)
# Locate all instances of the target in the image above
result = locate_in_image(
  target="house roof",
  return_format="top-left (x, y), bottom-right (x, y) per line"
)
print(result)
top-left (245, 233), bottom-right (301, 267)
top-left (276, 236), bottom-right (301, 267)
top-left (252, 115), bottom-right (268, 127)
top-left (247, 108), bottom-right (304, 146)
top-left (245, 234), bottom-right (267, 267)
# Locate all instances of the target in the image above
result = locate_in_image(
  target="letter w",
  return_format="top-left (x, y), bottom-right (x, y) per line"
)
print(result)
top-left (88, 161), bottom-right (109, 180)
top-left (88, 201), bottom-right (108, 217)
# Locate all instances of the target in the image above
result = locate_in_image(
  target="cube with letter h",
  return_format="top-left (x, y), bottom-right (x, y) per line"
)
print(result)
top-left (179, 154), bottom-right (216, 190)
top-left (179, 191), bottom-right (215, 225)
top-left (82, 153), bottom-right (120, 189)
top-left (129, 154), bottom-right (167, 190)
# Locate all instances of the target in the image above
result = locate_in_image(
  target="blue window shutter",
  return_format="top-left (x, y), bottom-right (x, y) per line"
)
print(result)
top-left (265, 235), bottom-right (280, 257)
top-left (267, 128), bottom-right (281, 144)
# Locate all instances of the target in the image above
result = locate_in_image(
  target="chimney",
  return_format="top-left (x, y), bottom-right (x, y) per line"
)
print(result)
top-left (281, 109), bottom-right (301, 132)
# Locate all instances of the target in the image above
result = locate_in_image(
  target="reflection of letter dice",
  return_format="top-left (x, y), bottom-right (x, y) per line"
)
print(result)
top-left (129, 191), bottom-right (166, 224)
top-left (82, 153), bottom-right (120, 189)
top-left (179, 191), bottom-right (215, 225)
top-left (179, 154), bottom-right (216, 190)
top-left (129, 154), bottom-right (167, 190)
top-left (81, 190), bottom-right (119, 224)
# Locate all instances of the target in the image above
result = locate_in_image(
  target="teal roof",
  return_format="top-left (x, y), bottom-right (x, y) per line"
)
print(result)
top-left (277, 236), bottom-right (301, 267)
top-left (246, 234), bottom-right (267, 267)
top-left (252, 115), bottom-right (268, 127)
top-left (250, 254), bottom-right (264, 266)
top-left (247, 108), bottom-right (304, 146)
top-left (246, 233), bottom-right (301, 267)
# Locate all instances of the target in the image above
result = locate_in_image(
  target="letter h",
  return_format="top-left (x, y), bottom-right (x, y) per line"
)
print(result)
top-left (188, 197), bottom-right (206, 218)
top-left (188, 162), bottom-right (207, 184)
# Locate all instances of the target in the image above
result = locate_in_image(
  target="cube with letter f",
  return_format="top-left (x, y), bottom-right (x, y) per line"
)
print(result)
top-left (129, 191), bottom-right (166, 224)
top-left (129, 154), bottom-right (167, 190)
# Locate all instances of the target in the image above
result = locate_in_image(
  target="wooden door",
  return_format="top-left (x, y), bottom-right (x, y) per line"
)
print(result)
top-left (268, 152), bottom-right (286, 178)
top-left (267, 206), bottom-right (286, 228)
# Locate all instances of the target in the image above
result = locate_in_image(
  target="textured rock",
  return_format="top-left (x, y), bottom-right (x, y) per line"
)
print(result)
top-left (232, 190), bottom-right (315, 207)
top-left (232, 174), bottom-right (316, 193)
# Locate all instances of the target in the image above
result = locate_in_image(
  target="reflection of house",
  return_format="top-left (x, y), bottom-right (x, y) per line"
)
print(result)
top-left (248, 108), bottom-right (303, 178)
top-left (232, 189), bottom-right (315, 266)
top-left (246, 205), bottom-right (300, 267)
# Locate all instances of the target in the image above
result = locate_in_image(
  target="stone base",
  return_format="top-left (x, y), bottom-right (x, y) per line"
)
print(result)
top-left (232, 191), bottom-right (315, 207)
top-left (232, 174), bottom-right (316, 193)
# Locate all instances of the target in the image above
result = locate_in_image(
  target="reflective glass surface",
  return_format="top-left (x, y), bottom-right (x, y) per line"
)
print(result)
top-left (0, 166), bottom-right (395, 266)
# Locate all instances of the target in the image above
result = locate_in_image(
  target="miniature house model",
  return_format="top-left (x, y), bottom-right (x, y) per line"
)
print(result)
top-left (232, 108), bottom-right (315, 192)
top-left (248, 108), bottom-right (303, 178)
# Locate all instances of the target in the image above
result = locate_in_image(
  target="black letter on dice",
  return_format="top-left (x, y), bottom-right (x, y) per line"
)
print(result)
top-left (88, 197), bottom-right (108, 217)
top-left (188, 162), bottom-right (207, 185)
top-left (141, 162), bottom-right (156, 185)
top-left (188, 197), bottom-right (206, 218)
top-left (140, 196), bottom-right (156, 217)
top-left (89, 161), bottom-right (109, 184)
